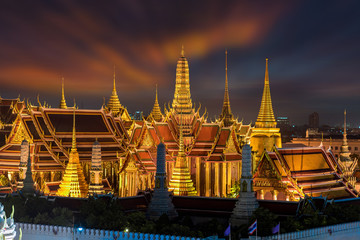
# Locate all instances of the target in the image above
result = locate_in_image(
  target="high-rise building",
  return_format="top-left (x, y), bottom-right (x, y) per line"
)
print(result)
top-left (309, 112), bottom-right (319, 129)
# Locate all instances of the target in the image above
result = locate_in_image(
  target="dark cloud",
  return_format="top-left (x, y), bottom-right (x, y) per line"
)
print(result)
top-left (0, 1), bottom-right (359, 126)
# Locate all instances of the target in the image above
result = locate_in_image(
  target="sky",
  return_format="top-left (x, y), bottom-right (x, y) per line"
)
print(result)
top-left (0, 0), bottom-right (359, 126)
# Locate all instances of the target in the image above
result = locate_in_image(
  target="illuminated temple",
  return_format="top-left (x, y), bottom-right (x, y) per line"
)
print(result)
top-left (0, 48), bottom-right (358, 201)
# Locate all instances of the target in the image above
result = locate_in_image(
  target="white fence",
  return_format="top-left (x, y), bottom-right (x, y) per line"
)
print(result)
top-left (16, 223), bottom-right (206, 240)
top-left (256, 221), bottom-right (360, 240)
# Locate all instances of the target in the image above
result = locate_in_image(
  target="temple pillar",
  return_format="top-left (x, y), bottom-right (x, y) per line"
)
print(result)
top-left (272, 190), bottom-right (278, 201)
top-left (285, 193), bottom-right (290, 201)
top-left (214, 162), bottom-right (220, 197)
top-left (227, 162), bottom-right (232, 194)
top-left (50, 171), bottom-right (55, 182)
top-left (205, 162), bottom-right (211, 197)
top-left (259, 189), bottom-right (264, 200)
top-left (196, 157), bottom-right (201, 196)
top-left (170, 161), bottom-right (175, 183)
top-left (222, 162), bottom-right (227, 197)
top-left (147, 174), bottom-right (151, 189)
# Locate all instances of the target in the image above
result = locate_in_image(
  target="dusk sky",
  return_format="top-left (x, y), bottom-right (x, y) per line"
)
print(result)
top-left (0, 1), bottom-right (359, 126)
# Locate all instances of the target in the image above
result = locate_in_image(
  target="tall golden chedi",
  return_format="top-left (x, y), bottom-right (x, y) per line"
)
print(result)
top-left (250, 58), bottom-right (281, 168)
top-left (168, 121), bottom-right (197, 196)
top-left (218, 50), bottom-right (235, 127)
top-left (171, 46), bottom-right (195, 135)
top-left (56, 109), bottom-right (88, 198)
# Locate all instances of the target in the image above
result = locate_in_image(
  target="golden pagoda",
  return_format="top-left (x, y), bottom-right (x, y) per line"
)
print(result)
top-left (218, 50), bottom-right (235, 127)
top-left (168, 120), bottom-right (197, 196)
top-left (59, 78), bottom-right (67, 109)
top-left (147, 85), bottom-right (163, 122)
top-left (107, 67), bottom-right (123, 114)
top-left (56, 109), bottom-right (88, 198)
top-left (171, 46), bottom-right (193, 115)
top-left (250, 58), bottom-right (281, 168)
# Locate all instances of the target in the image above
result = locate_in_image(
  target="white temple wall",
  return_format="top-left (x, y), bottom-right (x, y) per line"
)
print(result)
top-left (16, 223), bottom-right (205, 240)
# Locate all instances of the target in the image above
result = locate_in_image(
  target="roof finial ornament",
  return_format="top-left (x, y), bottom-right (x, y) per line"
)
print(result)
top-left (181, 45), bottom-right (185, 57)
top-left (71, 100), bottom-right (77, 151)
top-left (59, 77), bottom-right (67, 109)
top-left (320, 132), bottom-right (324, 148)
top-left (344, 109), bottom-right (347, 137)
top-left (113, 65), bottom-right (116, 93)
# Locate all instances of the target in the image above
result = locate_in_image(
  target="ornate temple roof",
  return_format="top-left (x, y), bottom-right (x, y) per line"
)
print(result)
top-left (254, 146), bottom-right (358, 199)
top-left (0, 102), bottom-right (130, 172)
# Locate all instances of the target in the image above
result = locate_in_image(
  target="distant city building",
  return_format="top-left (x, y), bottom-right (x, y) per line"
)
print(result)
top-left (277, 116), bottom-right (289, 126)
top-left (309, 112), bottom-right (319, 129)
top-left (132, 111), bottom-right (143, 120)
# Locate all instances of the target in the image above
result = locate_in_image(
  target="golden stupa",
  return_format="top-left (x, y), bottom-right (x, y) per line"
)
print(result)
top-left (56, 108), bottom-right (88, 198)
top-left (147, 85), bottom-right (163, 122)
top-left (107, 67), bottom-right (123, 114)
top-left (168, 121), bottom-right (197, 196)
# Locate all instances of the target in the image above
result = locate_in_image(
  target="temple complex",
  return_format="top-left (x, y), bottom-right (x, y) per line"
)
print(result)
top-left (0, 48), bottom-right (358, 201)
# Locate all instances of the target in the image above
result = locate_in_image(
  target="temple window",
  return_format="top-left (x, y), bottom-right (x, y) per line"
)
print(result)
top-left (335, 146), bottom-right (338, 150)
top-left (355, 147), bottom-right (358, 151)
top-left (349, 147), bottom-right (351, 150)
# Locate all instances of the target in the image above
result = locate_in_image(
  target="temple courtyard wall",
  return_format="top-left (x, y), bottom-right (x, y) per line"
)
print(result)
top-left (16, 223), bottom-right (210, 240)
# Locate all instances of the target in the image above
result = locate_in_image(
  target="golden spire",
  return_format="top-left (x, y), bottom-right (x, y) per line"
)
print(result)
top-left (219, 49), bottom-right (234, 127)
top-left (59, 77), bottom-right (67, 109)
top-left (171, 46), bottom-right (193, 114)
top-left (56, 106), bottom-right (88, 198)
top-left (71, 106), bottom-right (77, 151)
top-left (168, 112), bottom-right (197, 196)
top-left (147, 84), bottom-right (163, 122)
top-left (340, 109), bottom-right (351, 161)
top-left (107, 66), bottom-right (122, 114)
top-left (255, 58), bottom-right (277, 128)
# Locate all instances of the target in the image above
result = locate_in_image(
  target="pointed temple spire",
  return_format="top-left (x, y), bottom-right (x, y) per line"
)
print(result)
top-left (59, 78), bottom-right (67, 109)
top-left (19, 140), bottom-right (36, 195)
top-left (107, 66), bottom-right (123, 114)
top-left (255, 58), bottom-right (277, 128)
top-left (171, 46), bottom-right (193, 114)
top-left (219, 49), bottom-right (235, 127)
top-left (230, 143), bottom-right (258, 226)
top-left (88, 139), bottom-right (104, 195)
top-left (168, 114), bottom-right (197, 196)
top-left (56, 108), bottom-right (88, 198)
top-left (340, 109), bottom-right (351, 161)
top-left (146, 142), bottom-right (178, 220)
top-left (147, 85), bottom-right (163, 122)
